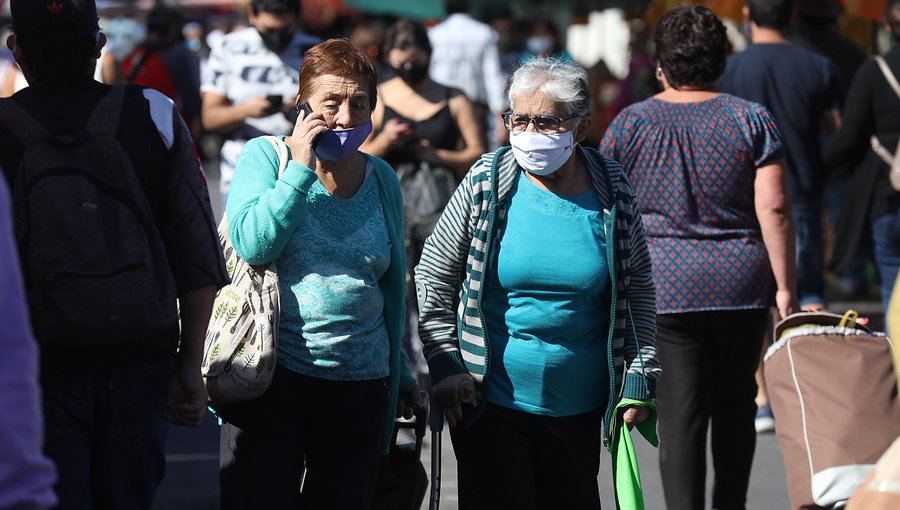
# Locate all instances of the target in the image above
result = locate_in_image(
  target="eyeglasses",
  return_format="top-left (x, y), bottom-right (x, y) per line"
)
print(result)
top-left (501, 111), bottom-right (579, 135)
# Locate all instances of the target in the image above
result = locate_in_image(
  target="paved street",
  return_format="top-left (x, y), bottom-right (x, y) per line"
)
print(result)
top-left (152, 408), bottom-right (793, 509)
top-left (150, 155), bottom-right (880, 509)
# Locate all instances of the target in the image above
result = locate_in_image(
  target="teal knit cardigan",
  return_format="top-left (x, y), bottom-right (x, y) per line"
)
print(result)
top-left (227, 136), bottom-right (415, 454)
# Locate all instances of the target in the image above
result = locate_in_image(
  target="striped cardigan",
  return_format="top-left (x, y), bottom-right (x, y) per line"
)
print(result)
top-left (414, 145), bottom-right (661, 444)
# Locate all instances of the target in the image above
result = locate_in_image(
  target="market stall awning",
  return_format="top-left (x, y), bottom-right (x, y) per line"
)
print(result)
top-left (342, 0), bottom-right (443, 20)
top-left (842, 0), bottom-right (888, 20)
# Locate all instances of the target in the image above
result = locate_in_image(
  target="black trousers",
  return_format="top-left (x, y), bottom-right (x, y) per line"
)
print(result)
top-left (217, 365), bottom-right (389, 510)
top-left (41, 359), bottom-right (171, 510)
top-left (655, 309), bottom-right (768, 510)
top-left (450, 403), bottom-right (604, 510)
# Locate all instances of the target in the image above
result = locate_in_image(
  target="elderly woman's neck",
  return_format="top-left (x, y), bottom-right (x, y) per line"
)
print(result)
top-left (525, 149), bottom-right (591, 196)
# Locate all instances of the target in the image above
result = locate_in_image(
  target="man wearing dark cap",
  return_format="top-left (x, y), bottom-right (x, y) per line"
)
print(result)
top-left (0, 1), bottom-right (229, 508)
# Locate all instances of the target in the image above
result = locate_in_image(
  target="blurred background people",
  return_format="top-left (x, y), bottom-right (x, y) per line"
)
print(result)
top-left (349, 17), bottom-right (392, 82)
top-left (602, 6), bottom-right (798, 509)
top-left (520, 18), bottom-right (575, 63)
top-left (123, 5), bottom-right (202, 140)
top-left (824, 0), bottom-right (900, 312)
top-left (200, 0), bottom-right (320, 212)
top-left (428, 0), bottom-right (507, 148)
top-left (360, 18), bottom-right (485, 378)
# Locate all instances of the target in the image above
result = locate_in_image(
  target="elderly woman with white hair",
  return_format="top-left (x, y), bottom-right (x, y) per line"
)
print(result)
top-left (414, 57), bottom-right (661, 509)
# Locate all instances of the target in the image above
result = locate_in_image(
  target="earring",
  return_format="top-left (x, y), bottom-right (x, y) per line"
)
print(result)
top-left (655, 67), bottom-right (665, 82)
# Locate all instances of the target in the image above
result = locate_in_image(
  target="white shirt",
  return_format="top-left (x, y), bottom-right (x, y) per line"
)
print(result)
top-left (428, 13), bottom-right (507, 115)
top-left (201, 27), bottom-right (319, 195)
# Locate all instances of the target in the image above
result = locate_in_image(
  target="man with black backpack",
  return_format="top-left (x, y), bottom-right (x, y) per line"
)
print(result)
top-left (0, 1), bottom-right (229, 508)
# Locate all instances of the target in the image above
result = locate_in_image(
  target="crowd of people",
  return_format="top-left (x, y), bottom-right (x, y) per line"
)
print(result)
top-left (1, 0), bottom-right (899, 509)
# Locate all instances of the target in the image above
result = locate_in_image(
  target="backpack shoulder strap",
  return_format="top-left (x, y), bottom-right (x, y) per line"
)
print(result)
top-left (0, 99), bottom-right (53, 146)
top-left (85, 84), bottom-right (126, 140)
top-left (261, 135), bottom-right (289, 179)
top-left (874, 55), bottom-right (900, 101)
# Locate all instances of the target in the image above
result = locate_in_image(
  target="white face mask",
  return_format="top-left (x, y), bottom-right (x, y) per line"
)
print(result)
top-left (509, 130), bottom-right (575, 176)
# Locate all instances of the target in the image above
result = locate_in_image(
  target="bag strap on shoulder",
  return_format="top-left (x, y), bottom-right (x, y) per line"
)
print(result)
top-left (870, 57), bottom-right (900, 171)
top-left (85, 84), bottom-right (126, 140)
top-left (0, 99), bottom-right (52, 147)
top-left (261, 135), bottom-right (289, 179)
top-left (875, 55), bottom-right (900, 101)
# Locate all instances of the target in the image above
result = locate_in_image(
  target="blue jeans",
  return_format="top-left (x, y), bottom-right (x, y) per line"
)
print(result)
top-left (793, 200), bottom-right (825, 307)
top-left (41, 359), bottom-right (171, 510)
top-left (872, 199), bottom-right (900, 312)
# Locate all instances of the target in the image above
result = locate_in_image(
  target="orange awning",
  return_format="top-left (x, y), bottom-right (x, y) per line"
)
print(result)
top-left (841, 0), bottom-right (888, 21)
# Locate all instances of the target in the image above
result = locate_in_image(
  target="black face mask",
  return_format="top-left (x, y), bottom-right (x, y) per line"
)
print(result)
top-left (395, 61), bottom-right (429, 86)
top-left (259, 29), bottom-right (292, 54)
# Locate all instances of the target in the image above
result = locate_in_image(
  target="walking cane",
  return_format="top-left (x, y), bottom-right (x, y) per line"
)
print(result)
top-left (428, 399), bottom-right (444, 510)
top-left (428, 380), bottom-right (474, 510)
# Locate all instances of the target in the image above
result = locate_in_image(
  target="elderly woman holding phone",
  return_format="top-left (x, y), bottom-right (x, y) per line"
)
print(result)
top-left (217, 38), bottom-right (420, 509)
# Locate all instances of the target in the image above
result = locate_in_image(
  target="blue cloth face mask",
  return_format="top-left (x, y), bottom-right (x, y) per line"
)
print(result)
top-left (314, 119), bottom-right (373, 162)
top-left (509, 130), bottom-right (575, 176)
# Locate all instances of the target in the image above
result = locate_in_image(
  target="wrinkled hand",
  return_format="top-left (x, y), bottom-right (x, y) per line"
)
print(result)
top-left (242, 95), bottom-right (277, 119)
top-left (622, 405), bottom-right (651, 427)
top-left (775, 289), bottom-right (800, 320)
top-left (166, 364), bottom-right (207, 427)
top-left (431, 373), bottom-right (477, 427)
top-left (286, 106), bottom-right (328, 170)
top-left (396, 382), bottom-right (424, 419)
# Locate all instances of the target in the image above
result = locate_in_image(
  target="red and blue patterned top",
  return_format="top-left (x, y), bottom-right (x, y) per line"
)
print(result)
top-left (601, 94), bottom-right (784, 313)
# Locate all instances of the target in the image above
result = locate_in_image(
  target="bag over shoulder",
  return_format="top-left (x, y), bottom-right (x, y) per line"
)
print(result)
top-left (202, 135), bottom-right (288, 403)
top-left (0, 84), bottom-right (178, 347)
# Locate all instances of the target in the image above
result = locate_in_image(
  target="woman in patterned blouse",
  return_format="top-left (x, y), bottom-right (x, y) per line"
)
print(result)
top-left (601, 6), bottom-right (799, 510)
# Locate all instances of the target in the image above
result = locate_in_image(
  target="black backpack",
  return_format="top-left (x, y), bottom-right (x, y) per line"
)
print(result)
top-left (0, 85), bottom-right (178, 346)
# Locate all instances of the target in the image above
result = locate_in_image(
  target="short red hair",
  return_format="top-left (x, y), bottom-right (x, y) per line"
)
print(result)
top-left (297, 38), bottom-right (378, 110)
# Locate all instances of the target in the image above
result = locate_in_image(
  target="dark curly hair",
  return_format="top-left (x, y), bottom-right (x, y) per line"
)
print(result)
top-left (654, 5), bottom-right (728, 89)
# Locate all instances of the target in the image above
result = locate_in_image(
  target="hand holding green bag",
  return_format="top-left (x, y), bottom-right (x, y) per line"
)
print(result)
top-left (608, 398), bottom-right (658, 510)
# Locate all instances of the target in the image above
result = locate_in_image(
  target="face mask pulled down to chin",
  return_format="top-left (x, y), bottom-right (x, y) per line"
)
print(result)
top-left (509, 130), bottom-right (575, 176)
top-left (314, 119), bottom-right (374, 162)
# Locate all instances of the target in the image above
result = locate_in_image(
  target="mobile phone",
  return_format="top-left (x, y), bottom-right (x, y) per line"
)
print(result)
top-left (266, 94), bottom-right (284, 109)
top-left (286, 101), bottom-right (307, 125)
top-left (266, 94), bottom-right (284, 113)
top-left (292, 102), bottom-right (321, 148)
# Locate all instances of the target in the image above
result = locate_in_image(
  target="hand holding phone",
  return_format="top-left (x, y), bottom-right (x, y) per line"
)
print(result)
top-left (295, 102), bottom-right (321, 149)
